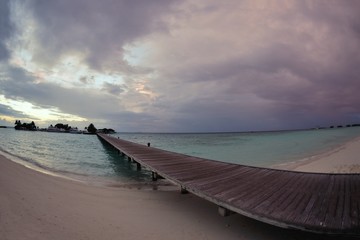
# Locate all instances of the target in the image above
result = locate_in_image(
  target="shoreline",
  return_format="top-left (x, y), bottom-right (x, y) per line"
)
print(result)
top-left (0, 148), bottom-right (177, 191)
top-left (272, 137), bottom-right (360, 173)
top-left (1, 130), bottom-right (360, 239)
top-left (1, 153), bottom-right (353, 240)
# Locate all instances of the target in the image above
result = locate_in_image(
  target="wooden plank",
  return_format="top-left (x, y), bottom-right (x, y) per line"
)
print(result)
top-left (290, 174), bottom-right (325, 225)
top-left (242, 172), bottom-right (301, 214)
top-left (97, 133), bottom-right (360, 235)
top-left (212, 170), bottom-right (282, 206)
top-left (180, 165), bottom-right (241, 183)
top-left (303, 175), bottom-right (335, 230)
top-left (341, 176), bottom-right (351, 230)
top-left (269, 173), bottom-right (311, 217)
top-left (195, 167), bottom-right (260, 192)
top-left (251, 173), bottom-right (306, 217)
top-left (284, 174), bottom-right (315, 225)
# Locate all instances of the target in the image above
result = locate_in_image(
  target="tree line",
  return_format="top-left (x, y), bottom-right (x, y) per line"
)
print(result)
top-left (14, 120), bottom-right (115, 134)
top-left (14, 120), bottom-right (37, 131)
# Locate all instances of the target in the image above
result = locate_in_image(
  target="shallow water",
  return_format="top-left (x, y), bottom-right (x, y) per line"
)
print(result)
top-left (116, 128), bottom-right (360, 166)
top-left (1, 127), bottom-right (360, 183)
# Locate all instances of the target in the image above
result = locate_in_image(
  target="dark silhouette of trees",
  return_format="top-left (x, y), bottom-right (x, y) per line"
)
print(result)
top-left (98, 128), bottom-right (116, 134)
top-left (13, 120), bottom-right (116, 134)
top-left (54, 123), bottom-right (71, 130)
top-left (87, 123), bottom-right (97, 134)
top-left (15, 120), bottom-right (21, 128)
top-left (14, 120), bottom-right (37, 131)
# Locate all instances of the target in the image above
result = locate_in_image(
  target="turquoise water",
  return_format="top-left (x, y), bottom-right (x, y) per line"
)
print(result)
top-left (116, 128), bottom-right (360, 166)
top-left (1, 127), bottom-right (360, 183)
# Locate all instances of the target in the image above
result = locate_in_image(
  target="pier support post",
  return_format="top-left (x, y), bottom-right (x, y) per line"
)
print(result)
top-left (218, 206), bottom-right (234, 217)
top-left (136, 162), bottom-right (141, 170)
top-left (152, 172), bottom-right (165, 181)
top-left (180, 187), bottom-right (189, 194)
top-left (152, 171), bottom-right (158, 181)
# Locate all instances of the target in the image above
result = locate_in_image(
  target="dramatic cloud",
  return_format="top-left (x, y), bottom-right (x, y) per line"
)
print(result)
top-left (0, 0), bottom-right (12, 60)
top-left (142, 0), bottom-right (360, 130)
top-left (0, 103), bottom-right (29, 118)
top-left (1, 0), bottom-right (360, 131)
top-left (26, 0), bottom-right (177, 72)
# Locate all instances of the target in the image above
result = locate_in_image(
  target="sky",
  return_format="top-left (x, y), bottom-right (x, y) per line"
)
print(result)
top-left (0, 0), bottom-right (360, 132)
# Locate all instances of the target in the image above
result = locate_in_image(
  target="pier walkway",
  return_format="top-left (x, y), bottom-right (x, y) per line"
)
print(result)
top-left (97, 133), bottom-right (360, 235)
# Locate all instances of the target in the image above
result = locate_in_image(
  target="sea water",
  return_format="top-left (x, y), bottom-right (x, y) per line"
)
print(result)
top-left (1, 127), bottom-right (360, 184)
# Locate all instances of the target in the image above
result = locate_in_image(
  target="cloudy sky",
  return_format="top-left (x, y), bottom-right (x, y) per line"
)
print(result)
top-left (1, 0), bottom-right (360, 132)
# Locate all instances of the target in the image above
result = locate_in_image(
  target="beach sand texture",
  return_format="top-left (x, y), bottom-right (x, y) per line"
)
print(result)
top-left (1, 136), bottom-right (360, 240)
top-left (292, 137), bottom-right (360, 173)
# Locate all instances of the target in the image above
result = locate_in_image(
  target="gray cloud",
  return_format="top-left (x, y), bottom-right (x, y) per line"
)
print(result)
top-left (27, 0), bottom-right (178, 72)
top-left (0, 0), bottom-right (12, 61)
top-left (2, 0), bottom-right (360, 132)
top-left (0, 66), bottom-right (112, 116)
top-left (0, 65), bottom-right (162, 130)
top-left (145, 1), bottom-right (360, 130)
top-left (102, 82), bottom-right (125, 96)
top-left (0, 103), bottom-right (29, 119)
top-left (79, 76), bottom-right (94, 85)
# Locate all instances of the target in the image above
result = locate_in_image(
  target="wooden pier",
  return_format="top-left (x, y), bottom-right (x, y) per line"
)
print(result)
top-left (97, 133), bottom-right (360, 235)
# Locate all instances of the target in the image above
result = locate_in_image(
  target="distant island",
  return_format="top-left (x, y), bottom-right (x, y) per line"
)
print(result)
top-left (14, 120), bottom-right (115, 134)
top-left (14, 120), bottom-right (37, 131)
top-left (83, 123), bottom-right (116, 134)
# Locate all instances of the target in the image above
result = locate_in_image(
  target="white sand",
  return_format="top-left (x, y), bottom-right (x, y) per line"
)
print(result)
top-left (284, 137), bottom-right (360, 173)
top-left (0, 154), bottom-right (334, 240)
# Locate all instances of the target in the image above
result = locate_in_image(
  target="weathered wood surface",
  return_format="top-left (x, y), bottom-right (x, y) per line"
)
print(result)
top-left (97, 133), bottom-right (360, 235)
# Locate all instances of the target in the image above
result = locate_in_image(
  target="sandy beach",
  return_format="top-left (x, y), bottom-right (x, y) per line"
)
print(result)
top-left (274, 137), bottom-right (360, 173)
top-left (1, 143), bottom-right (358, 239)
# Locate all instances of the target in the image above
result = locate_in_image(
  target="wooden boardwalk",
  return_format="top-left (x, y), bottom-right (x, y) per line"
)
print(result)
top-left (97, 133), bottom-right (360, 235)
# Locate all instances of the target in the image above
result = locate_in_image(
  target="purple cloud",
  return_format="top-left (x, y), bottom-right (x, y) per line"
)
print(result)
top-left (1, 0), bottom-right (360, 131)
top-left (0, 0), bottom-right (12, 60)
